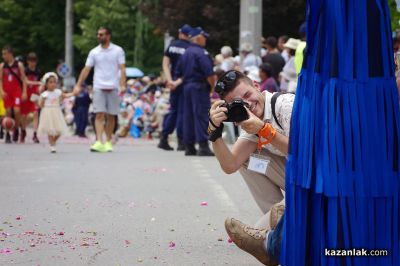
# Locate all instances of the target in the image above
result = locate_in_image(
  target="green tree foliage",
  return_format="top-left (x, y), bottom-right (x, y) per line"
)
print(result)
top-left (0, 0), bottom-right (65, 72)
top-left (141, 0), bottom-right (305, 57)
top-left (262, 0), bottom-right (305, 37)
top-left (0, 0), bottom-right (163, 74)
top-left (74, 0), bottom-right (163, 74)
top-left (141, 0), bottom-right (240, 57)
top-left (389, 0), bottom-right (400, 32)
top-left (1, 0), bottom-right (398, 75)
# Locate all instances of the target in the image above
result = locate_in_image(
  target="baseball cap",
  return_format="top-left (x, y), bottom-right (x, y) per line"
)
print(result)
top-left (189, 27), bottom-right (209, 39)
top-left (179, 24), bottom-right (193, 35)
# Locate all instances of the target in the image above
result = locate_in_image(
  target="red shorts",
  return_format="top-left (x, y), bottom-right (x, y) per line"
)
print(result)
top-left (21, 100), bottom-right (37, 115)
top-left (21, 88), bottom-right (38, 115)
top-left (3, 89), bottom-right (22, 109)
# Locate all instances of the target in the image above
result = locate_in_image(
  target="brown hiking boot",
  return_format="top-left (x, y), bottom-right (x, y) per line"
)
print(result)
top-left (270, 202), bottom-right (285, 230)
top-left (224, 218), bottom-right (278, 266)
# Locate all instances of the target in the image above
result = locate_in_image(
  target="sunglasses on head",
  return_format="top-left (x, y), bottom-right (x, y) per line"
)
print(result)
top-left (215, 70), bottom-right (239, 95)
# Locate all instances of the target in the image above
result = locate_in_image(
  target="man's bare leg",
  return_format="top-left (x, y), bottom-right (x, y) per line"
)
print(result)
top-left (13, 107), bottom-right (22, 142)
top-left (105, 114), bottom-right (115, 142)
top-left (95, 112), bottom-right (105, 143)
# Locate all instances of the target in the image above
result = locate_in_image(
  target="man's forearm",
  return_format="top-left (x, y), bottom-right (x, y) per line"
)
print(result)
top-left (247, 121), bottom-right (289, 156)
top-left (162, 56), bottom-right (172, 82)
top-left (212, 138), bottom-right (241, 174)
top-left (119, 64), bottom-right (126, 89)
top-left (120, 72), bottom-right (126, 88)
top-left (22, 79), bottom-right (27, 95)
top-left (76, 67), bottom-right (90, 87)
top-left (26, 80), bottom-right (41, 86)
top-left (19, 64), bottom-right (27, 95)
top-left (271, 132), bottom-right (289, 156)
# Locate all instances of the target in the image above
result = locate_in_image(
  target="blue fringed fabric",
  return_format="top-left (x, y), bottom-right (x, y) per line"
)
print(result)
top-left (281, 0), bottom-right (400, 265)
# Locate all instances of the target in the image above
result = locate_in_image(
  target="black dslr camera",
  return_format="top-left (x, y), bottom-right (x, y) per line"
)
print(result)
top-left (220, 99), bottom-right (249, 122)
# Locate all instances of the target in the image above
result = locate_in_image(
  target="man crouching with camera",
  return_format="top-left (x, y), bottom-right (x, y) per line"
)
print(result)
top-left (208, 70), bottom-right (294, 265)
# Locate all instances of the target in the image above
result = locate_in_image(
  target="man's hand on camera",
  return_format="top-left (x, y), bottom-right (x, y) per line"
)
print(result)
top-left (209, 100), bottom-right (228, 129)
top-left (238, 107), bottom-right (264, 135)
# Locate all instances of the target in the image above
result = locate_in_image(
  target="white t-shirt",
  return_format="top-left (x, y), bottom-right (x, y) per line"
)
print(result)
top-left (41, 89), bottom-right (62, 107)
top-left (86, 43), bottom-right (125, 90)
top-left (239, 91), bottom-right (295, 157)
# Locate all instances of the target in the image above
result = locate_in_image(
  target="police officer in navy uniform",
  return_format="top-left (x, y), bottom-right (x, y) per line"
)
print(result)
top-left (158, 24), bottom-right (192, 151)
top-left (174, 27), bottom-right (216, 156)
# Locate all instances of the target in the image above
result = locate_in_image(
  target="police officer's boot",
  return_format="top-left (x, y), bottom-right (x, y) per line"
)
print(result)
top-left (185, 144), bottom-right (197, 156)
top-left (177, 138), bottom-right (185, 151)
top-left (197, 141), bottom-right (214, 156)
top-left (157, 135), bottom-right (173, 151)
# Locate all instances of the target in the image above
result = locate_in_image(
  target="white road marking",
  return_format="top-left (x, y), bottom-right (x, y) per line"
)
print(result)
top-left (191, 160), bottom-right (238, 212)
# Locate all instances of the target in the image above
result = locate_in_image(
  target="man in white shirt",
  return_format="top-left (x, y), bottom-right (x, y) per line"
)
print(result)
top-left (208, 70), bottom-right (295, 265)
top-left (73, 27), bottom-right (126, 152)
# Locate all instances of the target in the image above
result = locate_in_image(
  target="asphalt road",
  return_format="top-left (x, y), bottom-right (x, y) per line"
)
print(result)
top-left (0, 137), bottom-right (263, 266)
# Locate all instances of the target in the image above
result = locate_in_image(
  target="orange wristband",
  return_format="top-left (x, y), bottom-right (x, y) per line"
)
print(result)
top-left (257, 123), bottom-right (276, 150)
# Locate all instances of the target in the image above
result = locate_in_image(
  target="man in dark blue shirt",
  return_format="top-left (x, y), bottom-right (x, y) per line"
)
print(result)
top-left (158, 24), bottom-right (192, 151)
top-left (174, 27), bottom-right (216, 156)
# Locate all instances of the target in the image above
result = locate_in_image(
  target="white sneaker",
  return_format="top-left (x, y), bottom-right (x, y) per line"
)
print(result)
top-left (50, 146), bottom-right (57, 153)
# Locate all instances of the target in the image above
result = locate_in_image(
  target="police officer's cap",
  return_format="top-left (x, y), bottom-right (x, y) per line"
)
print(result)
top-left (179, 24), bottom-right (193, 35)
top-left (189, 27), bottom-right (209, 39)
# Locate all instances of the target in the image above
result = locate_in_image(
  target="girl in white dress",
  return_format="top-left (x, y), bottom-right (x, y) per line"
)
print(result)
top-left (38, 72), bottom-right (73, 152)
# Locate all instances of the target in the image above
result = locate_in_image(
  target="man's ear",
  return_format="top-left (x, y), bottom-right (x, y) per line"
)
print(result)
top-left (252, 80), bottom-right (261, 91)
